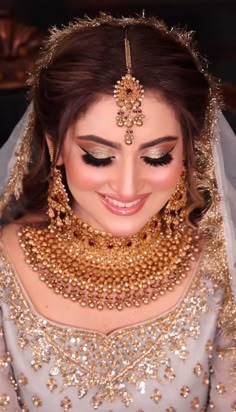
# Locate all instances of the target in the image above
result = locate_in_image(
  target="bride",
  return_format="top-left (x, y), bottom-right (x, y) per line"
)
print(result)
top-left (0, 13), bottom-right (235, 412)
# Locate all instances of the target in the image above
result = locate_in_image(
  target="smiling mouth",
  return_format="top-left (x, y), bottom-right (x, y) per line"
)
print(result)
top-left (97, 193), bottom-right (150, 216)
top-left (102, 196), bottom-right (142, 208)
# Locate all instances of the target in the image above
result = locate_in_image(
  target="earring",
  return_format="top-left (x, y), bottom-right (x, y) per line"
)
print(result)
top-left (47, 166), bottom-right (72, 228)
top-left (163, 169), bottom-right (188, 230)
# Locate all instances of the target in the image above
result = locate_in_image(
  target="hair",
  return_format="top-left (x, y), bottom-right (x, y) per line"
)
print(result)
top-left (20, 18), bottom-right (219, 224)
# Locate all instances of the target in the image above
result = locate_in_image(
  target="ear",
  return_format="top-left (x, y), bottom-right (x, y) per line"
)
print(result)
top-left (45, 133), bottom-right (63, 165)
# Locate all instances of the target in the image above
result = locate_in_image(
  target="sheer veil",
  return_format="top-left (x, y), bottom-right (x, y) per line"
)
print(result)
top-left (0, 104), bottom-right (236, 298)
top-left (215, 113), bottom-right (236, 293)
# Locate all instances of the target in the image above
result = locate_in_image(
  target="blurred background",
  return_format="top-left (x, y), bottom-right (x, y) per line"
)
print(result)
top-left (0, 0), bottom-right (236, 146)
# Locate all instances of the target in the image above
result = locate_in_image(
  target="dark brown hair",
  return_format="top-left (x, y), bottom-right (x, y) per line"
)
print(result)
top-left (20, 19), bottom-right (216, 223)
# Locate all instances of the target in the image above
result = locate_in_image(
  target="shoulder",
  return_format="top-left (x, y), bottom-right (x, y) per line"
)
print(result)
top-left (0, 223), bottom-right (21, 305)
top-left (1, 214), bottom-right (47, 248)
top-left (1, 222), bottom-right (21, 251)
top-left (0, 217), bottom-right (34, 275)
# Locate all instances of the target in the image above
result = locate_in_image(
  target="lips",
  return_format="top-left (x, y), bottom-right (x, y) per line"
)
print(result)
top-left (97, 192), bottom-right (150, 216)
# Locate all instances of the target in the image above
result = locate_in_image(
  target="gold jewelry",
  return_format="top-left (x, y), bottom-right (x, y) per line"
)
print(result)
top-left (18, 219), bottom-right (199, 311)
top-left (47, 142), bottom-right (54, 162)
top-left (163, 170), bottom-right (188, 230)
top-left (114, 33), bottom-right (144, 145)
top-left (18, 166), bottom-right (200, 311)
top-left (47, 166), bottom-right (72, 227)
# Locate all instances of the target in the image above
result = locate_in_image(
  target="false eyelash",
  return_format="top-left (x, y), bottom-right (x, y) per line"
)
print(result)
top-left (141, 152), bottom-right (173, 167)
top-left (81, 152), bottom-right (114, 167)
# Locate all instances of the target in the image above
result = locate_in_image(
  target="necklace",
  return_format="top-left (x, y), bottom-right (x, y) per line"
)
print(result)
top-left (18, 215), bottom-right (200, 310)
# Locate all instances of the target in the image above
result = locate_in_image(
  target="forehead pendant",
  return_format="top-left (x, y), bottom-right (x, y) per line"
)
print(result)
top-left (114, 33), bottom-right (145, 145)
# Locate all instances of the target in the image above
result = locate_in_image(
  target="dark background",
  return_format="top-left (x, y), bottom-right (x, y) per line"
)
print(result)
top-left (1, 0), bottom-right (236, 144)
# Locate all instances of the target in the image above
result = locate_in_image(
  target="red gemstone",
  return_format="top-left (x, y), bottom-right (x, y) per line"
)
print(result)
top-left (126, 88), bottom-right (132, 95)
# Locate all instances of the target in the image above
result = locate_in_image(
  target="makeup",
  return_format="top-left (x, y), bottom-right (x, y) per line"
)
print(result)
top-left (97, 192), bottom-right (150, 216)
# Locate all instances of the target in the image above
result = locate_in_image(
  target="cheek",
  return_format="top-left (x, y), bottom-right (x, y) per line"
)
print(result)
top-left (145, 142), bottom-right (184, 191)
top-left (146, 164), bottom-right (183, 191)
top-left (64, 158), bottom-right (108, 191)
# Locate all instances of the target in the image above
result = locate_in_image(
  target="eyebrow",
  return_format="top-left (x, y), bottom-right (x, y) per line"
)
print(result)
top-left (77, 135), bottom-right (178, 150)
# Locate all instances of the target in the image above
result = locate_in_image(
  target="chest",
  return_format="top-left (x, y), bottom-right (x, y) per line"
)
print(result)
top-left (1, 287), bottom-right (217, 412)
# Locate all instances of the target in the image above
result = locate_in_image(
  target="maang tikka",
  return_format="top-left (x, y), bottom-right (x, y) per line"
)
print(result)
top-left (114, 31), bottom-right (145, 144)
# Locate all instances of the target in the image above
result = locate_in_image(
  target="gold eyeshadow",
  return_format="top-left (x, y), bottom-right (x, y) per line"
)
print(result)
top-left (77, 139), bottom-right (177, 160)
top-left (78, 145), bottom-right (115, 159)
top-left (141, 143), bottom-right (176, 159)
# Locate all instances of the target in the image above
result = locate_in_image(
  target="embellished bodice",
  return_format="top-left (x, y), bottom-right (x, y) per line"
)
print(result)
top-left (0, 239), bottom-right (236, 412)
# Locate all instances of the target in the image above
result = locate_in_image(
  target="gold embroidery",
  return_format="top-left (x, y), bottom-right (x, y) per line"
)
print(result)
top-left (21, 405), bottom-right (29, 412)
top-left (9, 375), bottom-right (18, 392)
top-left (205, 340), bottom-right (213, 355)
top-left (202, 373), bottom-right (209, 385)
top-left (216, 383), bottom-right (226, 395)
top-left (164, 366), bottom-right (175, 381)
top-left (0, 352), bottom-right (12, 369)
top-left (191, 397), bottom-right (200, 409)
top-left (17, 336), bottom-right (29, 349)
top-left (150, 388), bottom-right (162, 403)
top-left (18, 373), bottom-right (28, 386)
top-left (193, 362), bottom-right (203, 377)
top-left (47, 378), bottom-right (58, 392)
top-left (216, 344), bottom-right (236, 361)
top-left (0, 393), bottom-right (10, 408)
top-left (231, 401), bottom-right (236, 411)
top-left (60, 396), bottom-right (72, 411)
top-left (31, 358), bottom-right (42, 371)
top-left (0, 356), bottom-right (8, 369)
top-left (180, 385), bottom-right (190, 398)
top-left (32, 394), bottom-right (42, 407)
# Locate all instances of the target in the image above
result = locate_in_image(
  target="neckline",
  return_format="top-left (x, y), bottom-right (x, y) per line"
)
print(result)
top-left (0, 232), bottom-right (204, 338)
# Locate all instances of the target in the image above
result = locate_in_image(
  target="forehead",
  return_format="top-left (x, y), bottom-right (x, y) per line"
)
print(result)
top-left (72, 91), bottom-right (182, 145)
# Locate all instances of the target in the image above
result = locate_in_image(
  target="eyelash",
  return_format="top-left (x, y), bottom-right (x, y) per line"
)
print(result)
top-left (81, 148), bottom-right (173, 168)
top-left (141, 152), bottom-right (173, 167)
top-left (81, 151), bottom-right (115, 167)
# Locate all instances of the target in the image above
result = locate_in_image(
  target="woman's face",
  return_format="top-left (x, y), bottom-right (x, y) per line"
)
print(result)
top-left (58, 92), bottom-right (184, 236)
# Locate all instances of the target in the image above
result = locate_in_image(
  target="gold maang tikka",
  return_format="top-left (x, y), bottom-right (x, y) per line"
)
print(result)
top-left (114, 32), bottom-right (144, 145)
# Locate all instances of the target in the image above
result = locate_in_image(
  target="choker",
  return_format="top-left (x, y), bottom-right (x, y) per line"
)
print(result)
top-left (18, 215), bottom-right (200, 310)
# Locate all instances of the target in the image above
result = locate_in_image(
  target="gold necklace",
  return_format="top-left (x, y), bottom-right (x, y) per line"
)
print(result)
top-left (18, 215), bottom-right (200, 310)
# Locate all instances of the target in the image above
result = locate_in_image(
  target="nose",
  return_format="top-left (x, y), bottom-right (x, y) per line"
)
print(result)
top-left (109, 158), bottom-right (143, 199)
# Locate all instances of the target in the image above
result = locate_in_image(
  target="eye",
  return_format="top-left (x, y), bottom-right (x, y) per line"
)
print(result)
top-left (141, 152), bottom-right (173, 167)
top-left (80, 147), bottom-right (115, 167)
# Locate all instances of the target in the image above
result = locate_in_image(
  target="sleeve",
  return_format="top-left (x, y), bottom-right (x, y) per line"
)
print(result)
top-left (208, 296), bottom-right (236, 411)
top-left (0, 306), bottom-right (20, 412)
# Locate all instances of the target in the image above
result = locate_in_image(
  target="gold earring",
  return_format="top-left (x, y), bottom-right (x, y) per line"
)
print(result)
top-left (47, 166), bottom-right (72, 228)
top-left (163, 169), bottom-right (188, 230)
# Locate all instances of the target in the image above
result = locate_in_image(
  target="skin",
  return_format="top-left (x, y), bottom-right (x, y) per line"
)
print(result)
top-left (54, 91), bottom-right (184, 237)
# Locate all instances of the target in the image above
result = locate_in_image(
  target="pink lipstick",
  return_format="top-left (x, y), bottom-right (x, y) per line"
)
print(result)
top-left (97, 193), bottom-right (150, 216)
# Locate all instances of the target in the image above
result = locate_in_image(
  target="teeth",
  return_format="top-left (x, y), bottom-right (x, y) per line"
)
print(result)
top-left (104, 196), bottom-right (142, 208)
